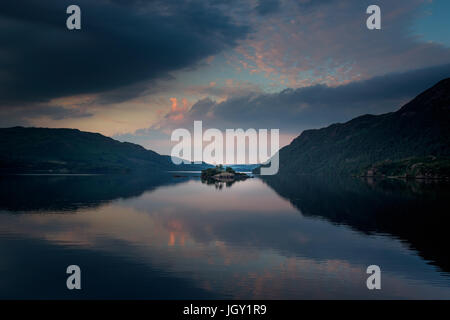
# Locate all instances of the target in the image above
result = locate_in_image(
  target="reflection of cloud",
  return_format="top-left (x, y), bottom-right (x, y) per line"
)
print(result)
top-left (168, 232), bottom-right (176, 246)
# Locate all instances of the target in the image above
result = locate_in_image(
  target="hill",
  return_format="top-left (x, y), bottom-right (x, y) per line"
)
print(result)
top-left (256, 78), bottom-right (450, 178)
top-left (0, 127), bottom-right (210, 174)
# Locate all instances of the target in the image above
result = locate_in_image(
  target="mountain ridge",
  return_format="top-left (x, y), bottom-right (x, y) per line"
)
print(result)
top-left (256, 78), bottom-right (450, 178)
top-left (0, 126), bottom-right (211, 174)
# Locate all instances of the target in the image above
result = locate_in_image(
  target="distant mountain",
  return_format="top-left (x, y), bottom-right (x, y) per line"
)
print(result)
top-left (0, 127), bottom-right (211, 174)
top-left (226, 164), bottom-right (259, 172)
top-left (256, 78), bottom-right (450, 178)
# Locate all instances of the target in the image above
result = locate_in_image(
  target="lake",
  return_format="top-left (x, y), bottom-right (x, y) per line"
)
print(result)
top-left (0, 173), bottom-right (449, 299)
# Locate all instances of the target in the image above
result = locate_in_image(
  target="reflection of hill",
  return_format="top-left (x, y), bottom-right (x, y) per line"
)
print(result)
top-left (0, 173), bottom-right (182, 213)
top-left (262, 174), bottom-right (450, 272)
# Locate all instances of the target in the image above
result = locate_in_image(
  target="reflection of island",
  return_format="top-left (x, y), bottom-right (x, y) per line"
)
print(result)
top-left (201, 165), bottom-right (251, 189)
top-left (262, 173), bottom-right (450, 273)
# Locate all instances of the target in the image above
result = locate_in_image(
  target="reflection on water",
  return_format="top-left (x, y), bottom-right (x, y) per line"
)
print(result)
top-left (0, 173), bottom-right (449, 299)
top-left (201, 173), bottom-right (253, 190)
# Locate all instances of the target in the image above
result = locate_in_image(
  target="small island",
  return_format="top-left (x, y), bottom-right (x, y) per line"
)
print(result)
top-left (201, 165), bottom-right (251, 183)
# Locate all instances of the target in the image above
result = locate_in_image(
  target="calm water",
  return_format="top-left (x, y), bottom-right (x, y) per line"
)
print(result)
top-left (0, 173), bottom-right (449, 299)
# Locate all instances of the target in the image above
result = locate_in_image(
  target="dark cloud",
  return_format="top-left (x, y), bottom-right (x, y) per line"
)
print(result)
top-left (171, 63), bottom-right (450, 133)
top-left (37, 105), bottom-right (93, 120)
top-left (0, 104), bottom-right (92, 127)
top-left (0, 0), bottom-right (249, 106)
top-left (256, 0), bottom-right (280, 15)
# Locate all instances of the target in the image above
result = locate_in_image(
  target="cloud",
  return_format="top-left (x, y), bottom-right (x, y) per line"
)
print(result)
top-left (0, 104), bottom-right (93, 127)
top-left (0, 0), bottom-right (249, 106)
top-left (255, 0), bottom-right (280, 15)
top-left (114, 127), bottom-right (172, 155)
top-left (112, 63), bottom-right (449, 157)
top-left (2, 0), bottom-right (449, 144)
top-left (157, 63), bottom-right (450, 133)
top-left (229, 0), bottom-right (450, 87)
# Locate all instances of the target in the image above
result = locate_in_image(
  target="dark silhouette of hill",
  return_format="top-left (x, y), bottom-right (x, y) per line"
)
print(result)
top-left (0, 127), bottom-right (210, 173)
top-left (257, 79), bottom-right (450, 177)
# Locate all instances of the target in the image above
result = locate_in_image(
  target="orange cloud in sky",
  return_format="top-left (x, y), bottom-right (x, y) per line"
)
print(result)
top-left (170, 97), bottom-right (178, 111)
top-left (167, 97), bottom-right (190, 121)
top-left (170, 97), bottom-right (189, 112)
top-left (169, 113), bottom-right (184, 121)
top-left (182, 98), bottom-right (188, 109)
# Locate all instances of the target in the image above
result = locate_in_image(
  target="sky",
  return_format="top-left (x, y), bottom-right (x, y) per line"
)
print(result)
top-left (0, 0), bottom-right (449, 159)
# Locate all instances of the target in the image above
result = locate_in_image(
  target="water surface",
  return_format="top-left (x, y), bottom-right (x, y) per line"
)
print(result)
top-left (0, 173), bottom-right (449, 299)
